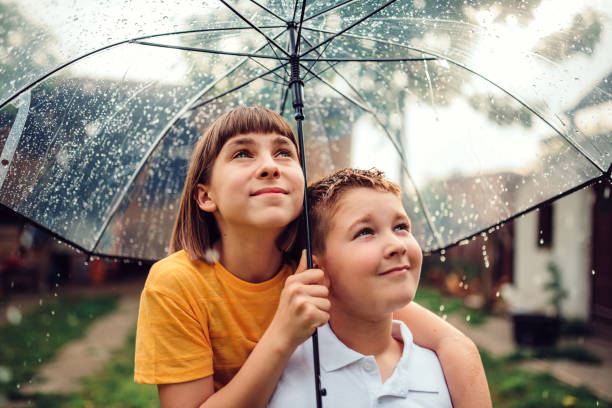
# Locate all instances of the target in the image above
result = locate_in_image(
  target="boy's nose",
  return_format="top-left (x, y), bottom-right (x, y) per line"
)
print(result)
top-left (385, 235), bottom-right (408, 258)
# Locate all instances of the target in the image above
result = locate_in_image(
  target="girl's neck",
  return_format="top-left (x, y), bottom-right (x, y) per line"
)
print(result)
top-left (216, 226), bottom-right (284, 283)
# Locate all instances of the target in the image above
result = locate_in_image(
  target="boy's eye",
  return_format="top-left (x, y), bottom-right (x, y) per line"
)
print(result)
top-left (394, 223), bottom-right (410, 232)
top-left (232, 149), bottom-right (252, 159)
top-left (354, 227), bottom-right (374, 239)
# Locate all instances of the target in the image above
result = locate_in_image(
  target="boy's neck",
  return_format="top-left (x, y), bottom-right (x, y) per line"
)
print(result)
top-left (329, 310), bottom-right (403, 382)
top-left (215, 226), bottom-right (284, 283)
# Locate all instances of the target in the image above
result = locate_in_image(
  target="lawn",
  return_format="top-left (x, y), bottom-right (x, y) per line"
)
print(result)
top-left (0, 295), bottom-right (118, 403)
top-left (414, 284), bottom-right (490, 325)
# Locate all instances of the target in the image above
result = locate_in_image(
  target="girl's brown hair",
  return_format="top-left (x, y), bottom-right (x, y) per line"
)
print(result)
top-left (170, 105), bottom-right (302, 261)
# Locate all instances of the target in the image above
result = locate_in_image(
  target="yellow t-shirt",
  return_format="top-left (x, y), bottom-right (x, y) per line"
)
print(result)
top-left (134, 250), bottom-right (293, 389)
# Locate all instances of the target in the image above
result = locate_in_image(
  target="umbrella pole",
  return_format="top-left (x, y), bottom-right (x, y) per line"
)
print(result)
top-left (288, 23), bottom-right (325, 408)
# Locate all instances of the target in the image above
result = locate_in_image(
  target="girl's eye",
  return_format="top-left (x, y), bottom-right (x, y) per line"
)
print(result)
top-left (232, 150), bottom-right (251, 159)
top-left (354, 228), bottom-right (374, 239)
top-left (394, 223), bottom-right (410, 232)
top-left (276, 149), bottom-right (293, 158)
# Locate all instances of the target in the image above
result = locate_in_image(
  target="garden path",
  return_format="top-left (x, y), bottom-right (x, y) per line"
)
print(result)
top-left (18, 279), bottom-right (143, 395)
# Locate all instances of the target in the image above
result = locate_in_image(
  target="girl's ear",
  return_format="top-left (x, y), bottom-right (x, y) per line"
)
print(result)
top-left (195, 184), bottom-right (217, 213)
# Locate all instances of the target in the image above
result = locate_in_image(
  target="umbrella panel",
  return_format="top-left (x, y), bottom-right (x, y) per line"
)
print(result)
top-left (0, 42), bottom-right (280, 253)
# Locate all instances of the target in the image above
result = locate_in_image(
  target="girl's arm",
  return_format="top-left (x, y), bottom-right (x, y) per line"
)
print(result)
top-left (158, 257), bottom-right (330, 408)
top-left (393, 302), bottom-right (492, 408)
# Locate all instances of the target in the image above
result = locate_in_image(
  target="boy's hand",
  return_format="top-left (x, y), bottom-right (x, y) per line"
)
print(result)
top-left (268, 250), bottom-right (330, 351)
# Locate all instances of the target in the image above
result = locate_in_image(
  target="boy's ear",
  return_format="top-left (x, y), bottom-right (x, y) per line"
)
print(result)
top-left (312, 254), bottom-right (331, 288)
top-left (195, 184), bottom-right (217, 213)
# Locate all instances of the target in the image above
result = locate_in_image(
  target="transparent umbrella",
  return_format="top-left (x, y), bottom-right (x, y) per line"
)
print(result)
top-left (1, 0), bottom-right (611, 405)
top-left (1, 0), bottom-right (610, 262)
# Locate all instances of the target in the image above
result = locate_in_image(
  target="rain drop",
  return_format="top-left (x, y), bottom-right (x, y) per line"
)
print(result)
top-left (439, 305), bottom-right (445, 312)
top-left (592, 270), bottom-right (596, 276)
top-left (466, 315), bottom-right (471, 322)
top-left (6, 306), bottom-right (22, 325)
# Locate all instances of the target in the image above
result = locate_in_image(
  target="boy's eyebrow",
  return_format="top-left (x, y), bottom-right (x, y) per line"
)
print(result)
top-left (347, 215), bottom-right (373, 231)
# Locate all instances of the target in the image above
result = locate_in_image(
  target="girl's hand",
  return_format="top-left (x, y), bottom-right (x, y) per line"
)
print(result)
top-left (268, 250), bottom-right (330, 351)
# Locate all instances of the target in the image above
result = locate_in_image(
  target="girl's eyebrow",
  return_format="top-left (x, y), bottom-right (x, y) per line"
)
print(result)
top-left (273, 136), bottom-right (293, 146)
top-left (226, 137), bottom-right (256, 147)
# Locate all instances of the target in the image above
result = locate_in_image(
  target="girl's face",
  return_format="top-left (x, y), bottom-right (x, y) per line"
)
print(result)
top-left (198, 132), bottom-right (304, 233)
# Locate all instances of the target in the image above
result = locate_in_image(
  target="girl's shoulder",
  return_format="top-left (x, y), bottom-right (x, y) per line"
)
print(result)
top-left (146, 250), bottom-right (214, 289)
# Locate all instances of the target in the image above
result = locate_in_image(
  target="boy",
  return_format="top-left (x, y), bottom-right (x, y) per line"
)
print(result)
top-left (268, 168), bottom-right (453, 407)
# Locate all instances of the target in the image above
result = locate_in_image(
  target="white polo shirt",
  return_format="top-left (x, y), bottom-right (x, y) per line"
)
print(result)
top-left (268, 321), bottom-right (452, 407)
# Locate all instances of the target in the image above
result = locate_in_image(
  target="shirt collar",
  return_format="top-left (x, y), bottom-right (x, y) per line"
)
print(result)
top-left (318, 320), bottom-right (416, 372)
top-left (318, 323), bottom-right (368, 372)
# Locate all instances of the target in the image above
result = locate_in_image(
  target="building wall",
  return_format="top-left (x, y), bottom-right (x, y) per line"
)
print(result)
top-left (512, 188), bottom-right (594, 319)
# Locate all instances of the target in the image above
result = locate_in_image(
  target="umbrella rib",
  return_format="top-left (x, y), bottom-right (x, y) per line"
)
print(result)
top-left (292, 0), bottom-right (300, 23)
top-left (295, 0), bottom-right (307, 55)
top-left (300, 57), bottom-right (437, 62)
top-left (261, 76), bottom-right (287, 86)
top-left (299, 0), bottom-right (399, 59)
top-left (299, 35), bottom-right (345, 87)
top-left (302, 61), bottom-right (342, 84)
top-left (247, 53), bottom-right (289, 83)
top-left (218, 0), bottom-right (291, 58)
top-left (132, 40), bottom-right (288, 60)
top-left (279, 85), bottom-right (290, 116)
top-left (249, 0), bottom-right (287, 23)
top-left (303, 67), bottom-right (444, 247)
top-left (303, 0), bottom-right (357, 23)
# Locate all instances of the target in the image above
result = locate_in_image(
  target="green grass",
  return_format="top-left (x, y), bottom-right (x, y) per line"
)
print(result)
top-left (31, 331), bottom-right (158, 408)
top-left (483, 350), bottom-right (611, 408)
top-left (414, 285), bottom-right (489, 325)
top-left (505, 344), bottom-right (603, 365)
top-left (0, 295), bottom-right (118, 401)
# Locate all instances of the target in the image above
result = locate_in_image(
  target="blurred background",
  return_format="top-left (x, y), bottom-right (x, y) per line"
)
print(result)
top-left (1, 0), bottom-right (611, 407)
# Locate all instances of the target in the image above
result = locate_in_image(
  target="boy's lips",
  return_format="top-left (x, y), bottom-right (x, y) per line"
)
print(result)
top-left (251, 187), bottom-right (288, 196)
top-left (379, 265), bottom-right (410, 276)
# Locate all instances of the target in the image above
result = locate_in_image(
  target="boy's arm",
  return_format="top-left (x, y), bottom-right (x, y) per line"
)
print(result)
top-left (393, 302), bottom-right (492, 408)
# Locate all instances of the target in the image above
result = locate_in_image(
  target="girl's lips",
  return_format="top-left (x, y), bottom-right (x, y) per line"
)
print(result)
top-left (251, 187), bottom-right (287, 196)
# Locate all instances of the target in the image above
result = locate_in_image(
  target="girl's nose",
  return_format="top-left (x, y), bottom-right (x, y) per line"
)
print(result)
top-left (257, 156), bottom-right (280, 179)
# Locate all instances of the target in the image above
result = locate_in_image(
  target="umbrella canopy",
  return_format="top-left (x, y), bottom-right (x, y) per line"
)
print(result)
top-left (1, 0), bottom-right (611, 261)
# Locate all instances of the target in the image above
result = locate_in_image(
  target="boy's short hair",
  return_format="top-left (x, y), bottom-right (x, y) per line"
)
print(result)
top-left (307, 168), bottom-right (401, 255)
top-left (171, 105), bottom-right (301, 261)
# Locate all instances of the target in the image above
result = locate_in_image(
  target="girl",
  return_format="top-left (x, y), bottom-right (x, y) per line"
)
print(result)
top-left (134, 106), bottom-right (491, 408)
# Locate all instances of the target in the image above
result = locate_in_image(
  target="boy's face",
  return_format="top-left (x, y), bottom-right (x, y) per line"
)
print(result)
top-left (316, 187), bottom-right (422, 321)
